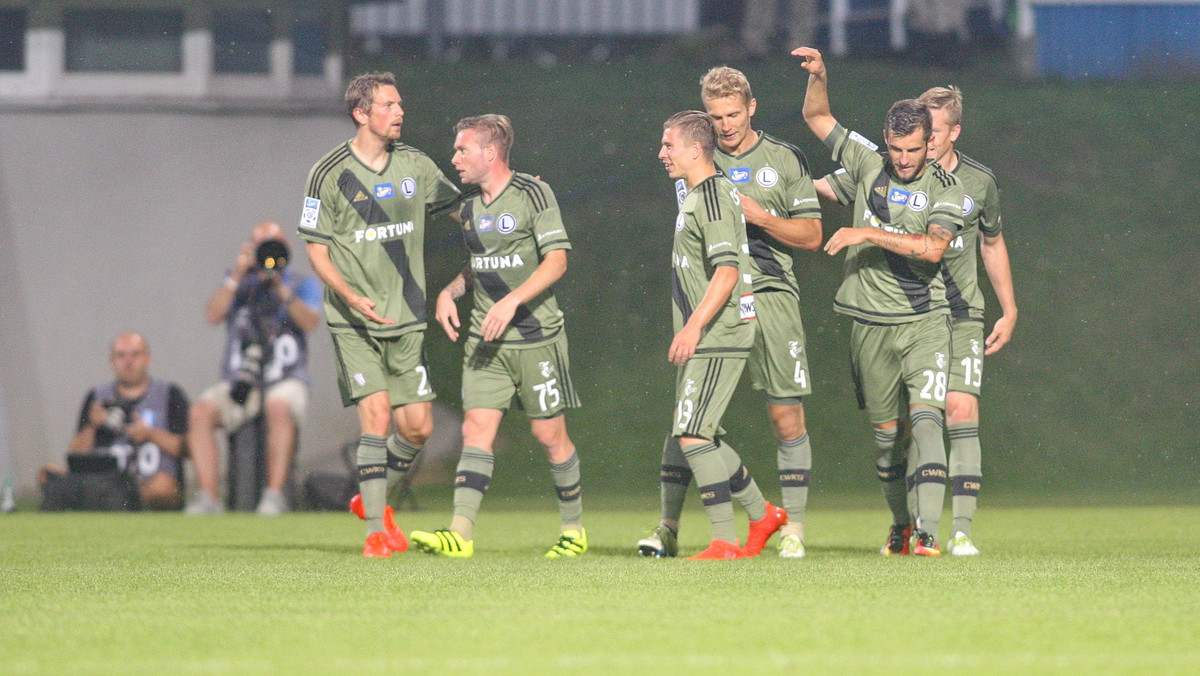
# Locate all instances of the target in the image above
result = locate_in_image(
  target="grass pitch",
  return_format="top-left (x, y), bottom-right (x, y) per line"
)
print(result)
top-left (3, 503), bottom-right (1198, 675)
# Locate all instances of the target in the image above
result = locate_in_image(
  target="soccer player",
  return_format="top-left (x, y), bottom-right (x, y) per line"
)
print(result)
top-left (412, 114), bottom-right (584, 559)
top-left (794, 47), bottom-right (965, 556)
top-left (639, 67), bottom-right (819, 559)
top-left (653, 110), bottom-right (784, 560)
top-left (299, 72), bottom-right (460, 558)
top-left (819, 87), bottom-right (1017, 556)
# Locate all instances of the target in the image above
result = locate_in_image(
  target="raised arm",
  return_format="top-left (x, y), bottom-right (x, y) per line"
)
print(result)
top-left (980, 231), bottom-right (1017, 354)
top-left (792, 47), bottom-right (837, 143)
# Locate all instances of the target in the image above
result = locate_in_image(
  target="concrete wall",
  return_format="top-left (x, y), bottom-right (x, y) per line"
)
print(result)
top-left (0, 110), bottom-right (374, 498)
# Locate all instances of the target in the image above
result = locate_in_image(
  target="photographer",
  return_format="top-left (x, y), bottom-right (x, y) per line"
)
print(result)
top-left (40, 333), bottom-right (189, 510)
top-left (186, 221), bottom-right (320, 515)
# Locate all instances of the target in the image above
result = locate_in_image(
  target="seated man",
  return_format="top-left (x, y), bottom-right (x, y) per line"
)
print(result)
top-left (40, 332), bottom-right (189, 510)
top-left (186, 221), bottom-right (320, 515)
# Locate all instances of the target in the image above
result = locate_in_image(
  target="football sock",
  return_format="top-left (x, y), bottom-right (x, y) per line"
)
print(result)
top-left (680, 440), bottom-right (737, 543)
top-left (717, 440), bottom-right (766, 521)
top-left (948, 422), bottom-right (981, 537)
top-left (451, 447), bottom-right (494, 541)
top-left (874, 426), bottom-right (910, 527)
top-left (549, 450), bottom-right (583, 530)
top-left (909, 405), bottom-right (948, 537)
top-left (777, 433), bottom-right (812, 537)
top-left (659, 435), bottom-right (691, 531)
top-left (385, 433), bottom-right (421, 493)
top-left (355, 434), bottom-right (388, 535)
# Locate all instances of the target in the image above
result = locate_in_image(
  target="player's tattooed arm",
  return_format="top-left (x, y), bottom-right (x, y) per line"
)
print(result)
top-left (435, 266), bottom-right (472, 342)
top-left (823, 221), bottom-right (952, 263)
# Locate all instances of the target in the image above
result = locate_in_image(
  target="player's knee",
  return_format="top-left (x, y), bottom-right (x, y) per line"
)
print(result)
top-left (531, 417), bottom-right (569, 453)
top-left (189, 400), bottom-right (219, 429)
top-left (944, 394), bottom-right (978, 425)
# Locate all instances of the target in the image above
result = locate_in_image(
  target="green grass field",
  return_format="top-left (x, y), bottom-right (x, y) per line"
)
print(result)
top-left (4, 503), bottom-right (1199, 674)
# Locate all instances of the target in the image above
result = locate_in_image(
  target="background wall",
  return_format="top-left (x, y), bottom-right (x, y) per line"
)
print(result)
top-left (2, 55), bottom-right (1198, 505)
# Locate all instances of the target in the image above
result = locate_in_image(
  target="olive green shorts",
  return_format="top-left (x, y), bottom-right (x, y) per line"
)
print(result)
top-left (849, 314), bottom-right (951, 424)
top-left (747, 290), bottom-right (812, 402)
top-left (673, 356), bottom-right (747, 440)
top-left (463, 332), bottom-right (580, 418)
top-left (948, 319), bottom-right (985, 397)
top-left (330, 329), bottom-right (435, 408)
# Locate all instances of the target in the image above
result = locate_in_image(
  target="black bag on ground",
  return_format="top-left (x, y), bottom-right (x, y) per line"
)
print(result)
top-left (303, 472), bottom-right (355, 511)
top-left (41, 471), bottom-right (141, 511)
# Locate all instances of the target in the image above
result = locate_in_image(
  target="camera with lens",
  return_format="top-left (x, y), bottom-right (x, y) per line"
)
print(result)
top-left (101, 398), bottom-right (135, 434)
top-left (230, 342), bottom-right (263, 406)
top-left (255, 239), bottom-right (289, 272)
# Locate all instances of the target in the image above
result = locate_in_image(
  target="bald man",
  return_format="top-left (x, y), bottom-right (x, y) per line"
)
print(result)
top-left (186, 221), bottom-right (321, 515)
top-left (41, 333), bottom-right (189, 510)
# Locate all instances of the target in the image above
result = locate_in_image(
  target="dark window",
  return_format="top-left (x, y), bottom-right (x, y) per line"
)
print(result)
top-left (213, 10), bottom-right (272, 74)
top-left (0, 9), bottom-right (25, 71)
top-left (293, 10), bottom-right (327, 76)
top-left (65, 9), bottom-right (183, 72)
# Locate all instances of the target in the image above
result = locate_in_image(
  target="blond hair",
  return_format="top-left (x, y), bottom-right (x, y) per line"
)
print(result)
top-left (664, 110), bottom-right (718, 161)
top-left (700, 66), bottom-right (753, 104)
top-left (918, 86), bottom-right (963, 127)
top-left (454, 114), bottom-right (515, 163)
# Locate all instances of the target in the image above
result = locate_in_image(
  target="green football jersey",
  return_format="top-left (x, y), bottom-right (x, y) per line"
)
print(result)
top-left (714, 131), bottom-right (821, 298)
top-left (941, 151), bottom-right (1003, 322)
top-left (457, 172), bottom-right (571, 348)
top-left (823, 124), bottom-right (965, 325)
top-left (299, 141), bottom-right (460, 337)
top-left (672, 173), bottom-right (755, 357)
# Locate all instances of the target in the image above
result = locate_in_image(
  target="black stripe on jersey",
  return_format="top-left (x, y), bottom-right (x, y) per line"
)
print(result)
top-left (940, 262), bottom-right (970, 320)
top-left (671, 268), bottom-right (694, 325)
top-left (307, 145), bottom-right (352, 197)
top-left (512, 174), bottom-right (549, 212)
top-left (867, 170), bottom-right (892, 225)
top-left (459, 199), bottom-right (487, 255)
top-left (382, 238), bottom-right (427, 322)
top-left (475, 272), bottom-right (545, 341)
top-left (762, 132), bottom-right (812, 177)
top-left (703, 182), bottom-right (723, 223)
top-left (551, 340), bottom-right (581, 409)
top-left (338, 170), bottom-right (392, 225)
top-left (930, 163), bottom-right (956, 189)
top-left (746, 224), bottom-right (800, 294)
top-left (883, 251), bottom-right (933, 313)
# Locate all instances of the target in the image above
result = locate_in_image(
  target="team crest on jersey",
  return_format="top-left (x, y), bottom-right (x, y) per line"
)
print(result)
top-left (674, 179), bottom-right (688, 207)
top-left (684, 379), bottom-right (697, 397)
top-left (888, 188), bottom-right (910, 204)
top-left (675, 212), bottom-right (686, 232)
top-left (788, 341), bottom-right (802, 359)
top-left (539, 361), bottom-right (554, 378)
top-left (497, 213), bottom-right (517, 234)
top-left (728, 168), bottom-right (751, 183)
top-left (374, 183), bottom-right (394, 199)
top-left (963, 194), bottom-right (975, 215)
top-left (970, 339), bottom-right (981, 357)
top-left (907, 191), bottom-right (929, 211)
top-left (478, 216), bottom-right (494, 232)
top-left (935, 352), bottom-right (946, 369)
top-left (756, 167), bottom-right (779, 188)
top-left (400, 177), bottom-right (417, 198)
top-left (300, 197), bottom-right (320, 229)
